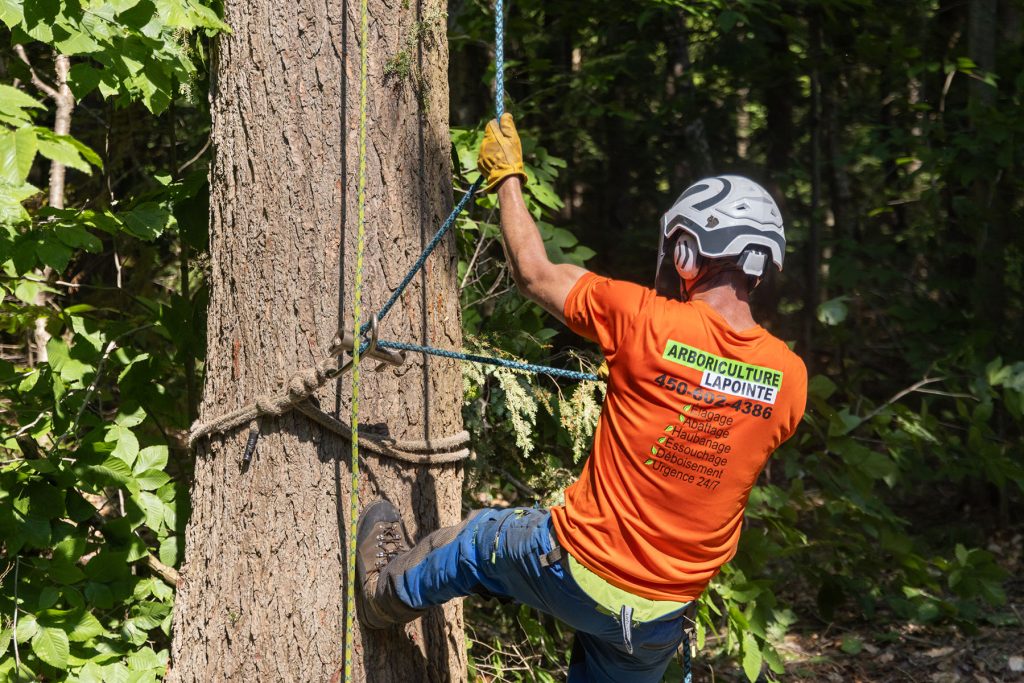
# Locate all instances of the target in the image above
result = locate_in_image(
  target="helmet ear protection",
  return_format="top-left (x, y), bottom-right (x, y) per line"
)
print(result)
top-left (673, 233), bottom-right (702, 281)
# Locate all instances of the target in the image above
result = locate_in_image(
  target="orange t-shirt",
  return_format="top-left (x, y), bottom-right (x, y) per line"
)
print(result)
top-left (550, 273), bottom-right (807, 602)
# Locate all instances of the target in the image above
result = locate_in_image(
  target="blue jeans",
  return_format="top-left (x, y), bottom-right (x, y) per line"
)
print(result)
top-left (380, 507), bottom-right (690, 682)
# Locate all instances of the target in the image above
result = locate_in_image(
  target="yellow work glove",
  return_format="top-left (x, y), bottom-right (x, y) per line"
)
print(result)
top-left (477, 112), bottom-right (527, 193)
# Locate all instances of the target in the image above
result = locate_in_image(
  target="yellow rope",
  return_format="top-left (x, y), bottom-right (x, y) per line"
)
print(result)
top-left (344, 0), bottom-right (369, 676)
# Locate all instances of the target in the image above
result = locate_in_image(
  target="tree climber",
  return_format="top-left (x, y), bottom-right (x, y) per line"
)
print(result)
top-left (356, 114), bottom-right (808, 682)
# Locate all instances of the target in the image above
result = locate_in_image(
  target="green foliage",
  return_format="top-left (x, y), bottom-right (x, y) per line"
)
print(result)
top-left (0, 293), bottom-right (191, 679)
top-left (1, 0), bottom-right (227, 114)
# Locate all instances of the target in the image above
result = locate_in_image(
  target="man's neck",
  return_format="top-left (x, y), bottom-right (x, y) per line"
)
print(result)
top-left (687, 274), bottom-right (757, 332)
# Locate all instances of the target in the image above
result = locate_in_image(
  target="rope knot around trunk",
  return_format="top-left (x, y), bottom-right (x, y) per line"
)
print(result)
top-left (187, 356), bottom-right (472, 466)
top-left (254, 394), bottom-right (285, 416)
top-left (288, 367), bottom-right (324, 402)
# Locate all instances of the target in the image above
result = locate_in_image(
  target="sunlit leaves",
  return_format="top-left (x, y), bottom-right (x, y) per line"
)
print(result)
top-left (0, 125), bottom-right (39, 183)
top-left (1, 0), bottom-right (229, 114)
top-left (0, 83), bottom-right (45, 125)
top-left (31, 624), bottom-right (70, 669)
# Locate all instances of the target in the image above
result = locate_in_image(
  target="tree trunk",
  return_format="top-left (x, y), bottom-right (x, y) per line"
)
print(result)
top-left (801, 8), bottom-right (823, 365)
top-left (968, 0), bottom-right (1004, 334)
top-left (168, 0), bottom-right (467, 680)
top-left (16, 47), bottom-right (75, 366)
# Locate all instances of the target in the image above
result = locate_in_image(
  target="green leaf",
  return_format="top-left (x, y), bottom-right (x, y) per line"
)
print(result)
top-left (137, 491), bottom-right (165, 532)
top-left (77, 661), bottom-right (107, 683)
top-left (46, 336), bottom-right (92, 383)
top-left (107, 424), bottom-right (140, 466)
top-left (817, 296), bottom-right (849, 326)
top-left (718, 9), bottom-right (741, 32)
top-left (135, 445), bottom-right (168, 473)
top-left (0, 0), bottom-right (25, 28)
top-left (0, 126), bottom-right (39, 184)
top-left (808, 374), bottom-right (837, 401)
top-left (158, 535), bottom-right (179, 567)
top-left (36, 131), bottom-right (96, 174)
top-left (840, 635), bottom-right (863, 654)
top-left (126, 646), bottom-right (164, 671)
top-left (48, 557), bottom-right (85, 585)
top-left (84, 582), bottom-right (114, 609)
top-left (21, 515), bottom-right (51, 548)
top-left (67, 63), bottom-right (102, 100)
top-left (126, 535), bottom-right (150, 562)
top-left (150, 577), bottom-right (173, 601)
top-left (0, 84), bottom-right (45, 125)
top-left (31, 625), bottom-right (70, 670)
top-left (52, 23), bottom-right (102, 55)
top-left (0, 179), bottom-right (39, 224)
top-left (66, 610), bottom-right (105, 642)
top-left (84, 550), bottom-right (132, 583)
top-left (130, 601), bottom-right (170, 630)
top-left (35, 235), bottom-right (73, 271)
top-left (27, 481), bottom-right (65, 518)
top-left (13, 277), bottom-right (42, 303)
top-left (15, 614), bottom-right (38, 643)
top-left (135, 468), bottom-right (171, 491)
top-left (115, 406), bottom-right (147, 428)
top-left (55, 224), bottom-right (103, 251)
top-left (741, 632), bottom-right (763, 682)
top-left (38, 586), bottom-right (60, 609)
top-left (120, 202), bottom-right (174, 240)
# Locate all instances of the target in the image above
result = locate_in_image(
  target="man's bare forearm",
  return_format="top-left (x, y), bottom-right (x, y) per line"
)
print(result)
top-left (496, 177), bottom-right (546, 285)
top-left (495, 177), bottom-right (587, 320)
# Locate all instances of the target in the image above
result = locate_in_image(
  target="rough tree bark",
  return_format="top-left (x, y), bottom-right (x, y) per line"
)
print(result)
top-left (168, 0), bottom-right (467, 680)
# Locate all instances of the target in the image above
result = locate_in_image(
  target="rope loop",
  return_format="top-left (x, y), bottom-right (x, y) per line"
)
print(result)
top-left (288, 368), bottom-right (322, 401)
top-left (254, 395), bottom-right (282, 417)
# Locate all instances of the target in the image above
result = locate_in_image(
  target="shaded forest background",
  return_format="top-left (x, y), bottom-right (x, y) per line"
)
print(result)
top-left (1, 0), bottom-right (1022, 681)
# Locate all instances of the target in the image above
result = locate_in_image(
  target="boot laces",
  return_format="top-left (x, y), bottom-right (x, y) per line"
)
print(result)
top-left (374, 522), bottom-right (407, 568)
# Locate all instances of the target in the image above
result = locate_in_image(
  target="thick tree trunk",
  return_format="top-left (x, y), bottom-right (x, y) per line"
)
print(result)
top-left (168, 0), bottom-right (467, 680)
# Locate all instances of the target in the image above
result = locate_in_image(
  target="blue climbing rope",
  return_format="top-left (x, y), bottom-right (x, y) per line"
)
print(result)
top-left (494, 0), bottom-right (505, 118)
top-left (379, 340), bottom-right (598, 382)
top-left (682, 630), bottom-right (693, 683)
top-left (357, 0), bottom-right (600, 384)
top-left (369, 176), bottom-right (484, 327)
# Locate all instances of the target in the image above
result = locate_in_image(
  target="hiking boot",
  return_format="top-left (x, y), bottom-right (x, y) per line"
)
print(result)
top-left (355, 500), bottom-right (422, 629)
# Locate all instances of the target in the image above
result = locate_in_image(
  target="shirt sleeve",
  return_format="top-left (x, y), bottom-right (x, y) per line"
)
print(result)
top-left (562, 273), bottom-right (652, 356)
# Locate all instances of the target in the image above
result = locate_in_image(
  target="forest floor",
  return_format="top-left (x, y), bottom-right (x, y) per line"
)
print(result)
top-left (700, 527), bottom-right (1024, 683)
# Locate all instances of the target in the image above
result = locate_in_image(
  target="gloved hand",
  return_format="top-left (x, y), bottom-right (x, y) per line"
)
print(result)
top-left (477, 112), bottom-right (527, 193)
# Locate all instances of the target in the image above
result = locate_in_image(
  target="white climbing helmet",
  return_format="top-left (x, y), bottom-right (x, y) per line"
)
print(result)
top-left (655, 175), bottom-right (785, 296)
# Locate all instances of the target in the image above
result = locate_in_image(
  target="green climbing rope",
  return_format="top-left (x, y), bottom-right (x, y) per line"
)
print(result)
top-left (343, 0), bottom-right (369, 675)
